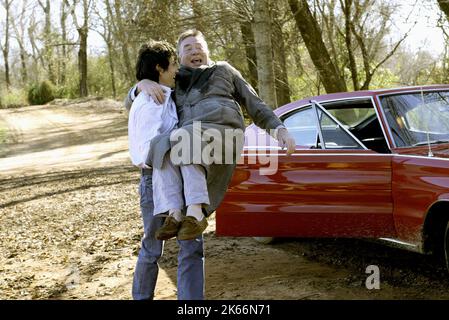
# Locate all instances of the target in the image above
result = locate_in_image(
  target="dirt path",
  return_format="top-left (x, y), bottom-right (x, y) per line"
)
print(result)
top-left (1, 100), bottom-right (449, 300)
top-left (0, 99), bottom-right (129, 176)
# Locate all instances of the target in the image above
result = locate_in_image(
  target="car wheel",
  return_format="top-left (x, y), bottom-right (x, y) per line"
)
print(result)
top-left (253, 237), bottom-right (274, 244)
top-left (444, 221), bottom-right (449, 273)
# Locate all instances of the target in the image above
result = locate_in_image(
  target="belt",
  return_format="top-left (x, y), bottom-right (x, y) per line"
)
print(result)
top-left (141, 168), bottom-right (152, 176)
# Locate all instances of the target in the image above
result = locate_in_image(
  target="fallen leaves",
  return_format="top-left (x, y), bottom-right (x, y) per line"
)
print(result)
top-left (0, 164), bottom-right (142, 299)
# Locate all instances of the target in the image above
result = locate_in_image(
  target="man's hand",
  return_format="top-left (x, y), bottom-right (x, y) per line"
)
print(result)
top-left (137, 79), bottom-right (166, 104)
top-left (277, 127), bottom-right (296, 156)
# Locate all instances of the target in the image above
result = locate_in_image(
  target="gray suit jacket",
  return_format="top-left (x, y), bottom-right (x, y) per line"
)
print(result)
top-left (125, 61), bottom-right (284, 216)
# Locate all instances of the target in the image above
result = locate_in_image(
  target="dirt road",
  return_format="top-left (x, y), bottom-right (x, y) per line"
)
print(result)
top-left (1, 100), bottom-right (449, 300)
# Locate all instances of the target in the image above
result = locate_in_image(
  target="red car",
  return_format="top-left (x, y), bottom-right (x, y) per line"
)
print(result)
top-left (216, 85), bottom-right (449, 271)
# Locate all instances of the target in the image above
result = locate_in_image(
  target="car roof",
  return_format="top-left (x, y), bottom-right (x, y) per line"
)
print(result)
top-left (275, 84), bottom-right (449, 115)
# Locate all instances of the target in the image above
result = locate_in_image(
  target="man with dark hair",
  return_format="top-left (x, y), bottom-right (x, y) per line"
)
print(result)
top-left (135, 41), bottom-right (176, 82)
top-left (128, 40), bottom-right (208, 300)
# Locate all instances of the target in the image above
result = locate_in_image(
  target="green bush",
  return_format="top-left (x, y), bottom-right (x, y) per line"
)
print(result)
top-left (0, 88), bottom-right (29, 109)
top-left (27, 80), bottom-right (55, 105)
top-left (54, 85), bottom-right (77, 99)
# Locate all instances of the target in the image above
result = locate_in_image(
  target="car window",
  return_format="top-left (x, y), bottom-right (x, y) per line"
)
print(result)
top-left (380, 91), bottom-right (449, 147)
top-left (282, 107), bottom-right (364, 149)
top-left (322, 101), bottom-right (390, 153)
top-left (317, 109), bottom-right (364, 149)
top-left (327, 108), bottom-right (376, 128)
top-left (283, 107), bottom-right (318, 147)
top-left (405, 99), bottom-right (449, 133)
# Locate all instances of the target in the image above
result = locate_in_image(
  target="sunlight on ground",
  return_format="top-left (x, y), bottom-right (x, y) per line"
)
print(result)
top-left (0, 139), bottom-right (129, 176)
top-left (0, 103), bottom-right (130, 176)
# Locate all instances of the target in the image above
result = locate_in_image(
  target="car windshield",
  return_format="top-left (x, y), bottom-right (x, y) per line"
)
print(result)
top-left (379, 91), bottom-right (449, 147)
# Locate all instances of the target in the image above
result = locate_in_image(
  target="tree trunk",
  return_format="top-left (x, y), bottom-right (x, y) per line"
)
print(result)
top-left (28, 23), bottom-right (45, 70)
top-left (240, 21), bottom-right (258, 90)
top-left (319, 0), bottom-right (340, 73)
top-left (113, 0), bottom-right (134, 84)
top-left (438, 0), bottom-right (449, 82)
top-left (253, 0), bottom-right (277, 108)
top-left (97, 0), bottom-right (117, 97)
top-left (78, 28), bottom-right (88, 97)
top-left (3, 50), bottom-right (10, 90)
top-left (39, 0), bottom-right (56, 83)
top-left (342, 0), bottom-right (359, 90)
top-left (60, 1), bottom-right (69, 85)
top-left (107, 43), bottom-right (117, 98)
top-left (2, 0), bottom-right (11, 90)
top-left (68, 0), bottom-right (90, 97)
top-left (10, 0), bottom-right (28, 85)
top-left (191, 0), bottom-right (203, 30)
top-left (348, 0), bottom-right (406, 90)
top-left (288, 0), bottom-right (347, 93)
top-left (272, 19), bottom-right (291, 106)
top-left (19, 45), bottom-right (27, 84)
top-left (438, 0), bottom-right (449, 20)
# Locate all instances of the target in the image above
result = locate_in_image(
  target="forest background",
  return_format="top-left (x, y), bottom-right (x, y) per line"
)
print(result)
top-left (1, 0), bottom-right (449, 111)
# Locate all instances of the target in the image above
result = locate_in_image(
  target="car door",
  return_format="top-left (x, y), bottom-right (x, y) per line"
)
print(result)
top-left (216, 102), bottom-right (395, 238)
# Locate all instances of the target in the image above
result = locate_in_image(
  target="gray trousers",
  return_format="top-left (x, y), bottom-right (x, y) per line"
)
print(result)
top-left (152, 153), bottom-right (210, 215)
top-left (132, 173), bottom-right (205, 300)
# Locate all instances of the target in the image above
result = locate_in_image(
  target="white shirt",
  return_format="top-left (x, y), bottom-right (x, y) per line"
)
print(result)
top-left (128, 85), bottom-right (178, 168)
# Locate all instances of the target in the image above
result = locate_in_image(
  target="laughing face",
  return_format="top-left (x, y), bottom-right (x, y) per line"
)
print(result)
top-left (158, 56), bottom-right (179, 88)
top-left (179, 35), bottom-right (210, 68)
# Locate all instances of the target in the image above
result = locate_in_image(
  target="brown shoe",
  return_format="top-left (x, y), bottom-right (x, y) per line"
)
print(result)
top-left (177, 216), bottom-right (208, 240)
top-left (155, 216), bottom-right (181, 240)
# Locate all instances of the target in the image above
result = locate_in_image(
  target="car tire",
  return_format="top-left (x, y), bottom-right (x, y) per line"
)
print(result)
top-left (444, 221), bottom-right (449, 273)
top-left (253, 237), bottom-right (275, 244)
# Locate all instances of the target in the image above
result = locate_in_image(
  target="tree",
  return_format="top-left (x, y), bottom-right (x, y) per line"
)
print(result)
top-left (230, 0), bottom-right (259, 89)
top-left (0, 0), bottom-right (444, 101)
top-left (438, 0), bottom-right (449, 19)
top-left (37, 0), bottom-right (56, 83)
top-left (27, 13), bottom-right (46, 83)
top-left (253, 0), bottom-right (277, 107)
top-left (240, 19), bottom-right (258, 89)
top-left (111, 0), bottom-right (134, 84)
top-left (343, 0), bottom-right (410, 90)
top-left (230, 0), bottom-right (291, 106)
top-left (59, 0), bottom-right (70, 85)
top-left (288, 0), bottom-right (348, 93)
top-left (341, 0), bottom-right (359, 90)
top-left (11, 0), bottom-right (29, 84)
top-left (437, 0), bottom-right (449, 82)
top-left (293, 0), bottom-right (411, 92)
top-left (94, 0), bottom-right (117, 97)
top-left (0, 0), bottom-right (13, 90)
top-left (191, 0), bottom-right (204, 31)
top-left (66, 0), bottom-right (92, 97)
top-left (271, 1), bottom-right (291, 106)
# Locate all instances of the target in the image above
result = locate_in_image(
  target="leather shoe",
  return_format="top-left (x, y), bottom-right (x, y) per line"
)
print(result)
top-left (177, 216), bottom-right (208, 240)
top-left (155, 216), bottom-right (181, 240)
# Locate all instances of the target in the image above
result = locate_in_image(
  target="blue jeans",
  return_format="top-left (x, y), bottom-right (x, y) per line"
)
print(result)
top-left (132, 173), bottom-right (205, 300)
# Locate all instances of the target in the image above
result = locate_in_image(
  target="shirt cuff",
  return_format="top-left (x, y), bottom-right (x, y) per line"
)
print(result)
top-left (270, 125), bottom-right (286, 140)
top-left (130, 85), bottom-right (138, 101)
top-left (138, 163), bottom-right (152, 169)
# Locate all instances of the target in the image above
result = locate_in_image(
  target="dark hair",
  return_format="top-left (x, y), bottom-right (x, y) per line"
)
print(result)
top-left (135, 40), bottom-right (176, 81)
top-left (176, 29), bottom-right (207, 55)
